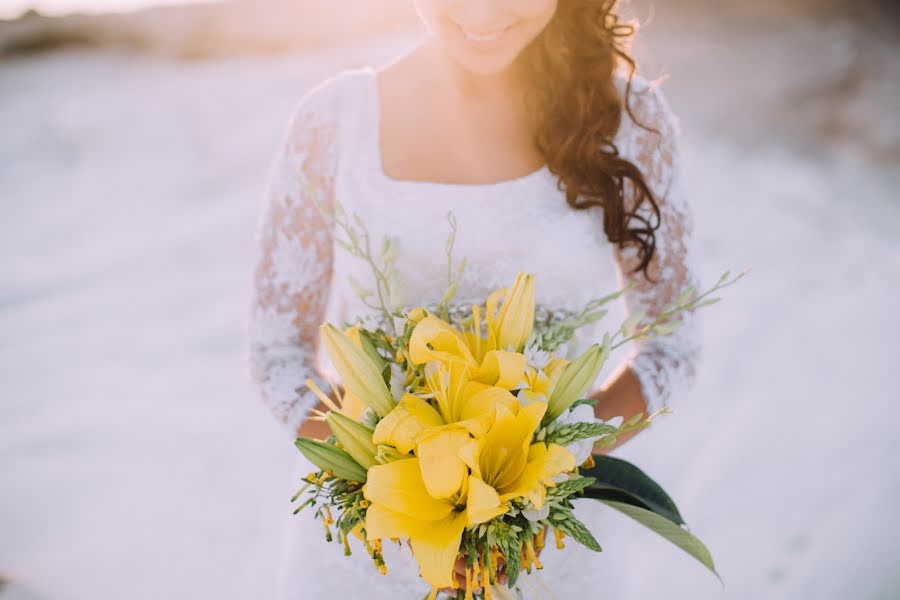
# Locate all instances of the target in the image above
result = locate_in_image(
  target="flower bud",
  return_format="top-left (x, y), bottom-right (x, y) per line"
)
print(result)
top-left (326, 411), bottom-right (377, 469)
top-left (495, 272), bottom-right (536, 352)
top-left (295, 438), bottom-right (368, 483)
top-left (544, 343), bottom-right (607, 423)
top-left (320, 323), bottom-right (395, 418)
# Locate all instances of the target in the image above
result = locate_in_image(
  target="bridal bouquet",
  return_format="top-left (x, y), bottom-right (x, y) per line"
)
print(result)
top-left (293, 209), bottom-right (739, 599)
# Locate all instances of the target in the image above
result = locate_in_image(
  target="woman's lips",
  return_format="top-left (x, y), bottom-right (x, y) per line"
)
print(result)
top-left (452, 19), bottom-right (519, 48)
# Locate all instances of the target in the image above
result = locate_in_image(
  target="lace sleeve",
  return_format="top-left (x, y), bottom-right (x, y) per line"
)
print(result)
top-left (246, 79), bottom-right (341, 437)
top-left (613, 78), bottom-right (701, 414)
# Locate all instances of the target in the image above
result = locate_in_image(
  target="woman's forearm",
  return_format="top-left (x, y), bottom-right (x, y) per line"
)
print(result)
top-left (296, 400), bottom-right (332, 439)
top-left (589, 361), bottom-right (649, 455)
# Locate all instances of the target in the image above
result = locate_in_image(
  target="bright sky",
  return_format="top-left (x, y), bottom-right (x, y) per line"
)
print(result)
top-left (0, 0), bottom-right (223, 20)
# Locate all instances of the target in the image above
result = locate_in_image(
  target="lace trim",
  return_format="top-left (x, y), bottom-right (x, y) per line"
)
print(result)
top-left (246, 74), bottom-right (344, 437)
top-left (612, 77), bottom-right (701, 413)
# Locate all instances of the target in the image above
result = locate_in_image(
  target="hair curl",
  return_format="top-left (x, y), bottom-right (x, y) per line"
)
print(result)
top-left (521, 0), bottom-right (662, 281)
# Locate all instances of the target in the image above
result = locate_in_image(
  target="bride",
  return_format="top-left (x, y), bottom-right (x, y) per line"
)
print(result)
top-left (247, 0), bottom-right (700, 597)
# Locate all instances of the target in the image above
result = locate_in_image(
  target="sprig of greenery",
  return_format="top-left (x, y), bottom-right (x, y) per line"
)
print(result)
top-left (548, 505), bottom-right (602, 552)
top-left (544, 422), bottom-right (619, 446)
top-left (437, 211), bottom-right (467, 322)
top-left (610, 269), bottom-right (749, 352)
top-left (545, 475), bottom-right (597, 501)
top-left (534, 286), bottom-right (631, 352)
top-left (592, 406), bottom-right (670, 449)
top-left (487, 519), bottom-right (522, 587)
top-left (291, 467), bottom-right (367, 554)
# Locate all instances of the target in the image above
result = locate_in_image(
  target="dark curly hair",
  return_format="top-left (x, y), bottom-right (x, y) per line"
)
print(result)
top-left (520, 0), bottom-right (663, 282)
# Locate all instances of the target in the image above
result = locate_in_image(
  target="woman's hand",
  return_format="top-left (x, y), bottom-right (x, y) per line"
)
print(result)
top-left (589, 364), bottom-right (649, 455)
top-left (437, 526), bottom-right (548, 595)
top-left (437, 553), bottom-right (508, 596)
top-left (295, 384), bottom-right (344, 440)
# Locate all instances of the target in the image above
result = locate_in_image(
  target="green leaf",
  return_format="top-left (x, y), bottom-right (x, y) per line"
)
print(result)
top-left (598, 499), bottom-right (718, 578)
top-left (581, 456), bottom-right (684, 525)
top-left (653, 320), bottom-right (682, 336)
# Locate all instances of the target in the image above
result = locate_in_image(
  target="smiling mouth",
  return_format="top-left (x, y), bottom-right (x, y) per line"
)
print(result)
top-left (453, 20), bottom-right (518, 44)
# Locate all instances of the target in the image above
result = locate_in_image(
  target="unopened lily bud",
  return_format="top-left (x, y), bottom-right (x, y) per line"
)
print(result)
top-left (495, 272), bottom-right (536, 352)
top-left (320, 323), bottom-right (395, 418)
top-left (326, 411), bottom-right (377, 469)
top-left (295, 438), bottom-right (367, 483)
top-left (544, 343), bottom-right (607, 423)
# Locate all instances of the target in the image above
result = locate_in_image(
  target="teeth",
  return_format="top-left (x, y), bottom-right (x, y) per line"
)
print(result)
top-left (460, 26), bottom-right (507, 42)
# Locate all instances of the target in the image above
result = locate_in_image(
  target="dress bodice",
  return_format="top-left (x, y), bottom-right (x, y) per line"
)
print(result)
top-left (247, 62), bottom-right (700, 438)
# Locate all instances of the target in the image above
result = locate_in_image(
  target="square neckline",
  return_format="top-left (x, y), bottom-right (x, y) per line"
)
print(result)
top-left (362, 66), bottom-right (551, 191)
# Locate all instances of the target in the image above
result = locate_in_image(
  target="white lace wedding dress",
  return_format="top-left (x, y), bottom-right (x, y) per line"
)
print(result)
top-left (246, 63), bottom-right (700, 599)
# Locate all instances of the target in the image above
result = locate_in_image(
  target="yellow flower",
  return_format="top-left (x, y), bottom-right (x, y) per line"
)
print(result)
top-left (363, 400), bottom-right (576, 589)
top-left (406, 272), bottom-right (536, 393)
top-left (517, 357), bottom-right (570, 405)
top-left (463, 402), bottom-right (577, 509)
top-left (362, 457), bottom-right (506, 589)
top-left (371, 393), bottom-right (443, 455)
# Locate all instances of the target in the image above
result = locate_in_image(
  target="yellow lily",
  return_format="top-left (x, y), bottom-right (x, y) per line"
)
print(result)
top-left (462, 402), bottom-right (577, 510)
top-left (517, 356), bottom-right (571, 405)
top-left (406, 273), bottom-right (537, 392)
top-left (371, 393), bottom-right (443, 455)
top-left (363, 457), bottom-right (507, 590)
top-left (409, 316), bottom-right (528, 394)
top-left (372, 366), bottom-right (519, 497)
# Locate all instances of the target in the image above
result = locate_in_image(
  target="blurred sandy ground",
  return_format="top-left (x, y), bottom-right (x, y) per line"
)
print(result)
top-left (0, 1), bottom-right (898, 599)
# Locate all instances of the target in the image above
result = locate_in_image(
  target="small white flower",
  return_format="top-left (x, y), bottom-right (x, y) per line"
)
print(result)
top-left (558, 404), bottom-right (622, 465)
top-left (523, 343), bottom-right (553, 370)
top-left (522, 503), bottom-right (551, 522)
top-left (604, 415), bottom-right (624, 429)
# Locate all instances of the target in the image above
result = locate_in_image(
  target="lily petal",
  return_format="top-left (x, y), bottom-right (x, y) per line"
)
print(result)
top-left (498, 442), bottom-right (577, 508)
top-left (474, 350), bottom-right (527, 389)
top-left (416, 427), bottom-right (472, 499)
top-left (363, 458), bottom-right (455, 521)
top-left (480, 402), bottom-right (546, 490)
top-left (409, 510), bottom-right (468, 589)
top-left (466, 476), bottom-right (509, 526)
top-left (372, 393), bottom-right (443, 454)
top-left (409, 316), bottom-right (476, 366)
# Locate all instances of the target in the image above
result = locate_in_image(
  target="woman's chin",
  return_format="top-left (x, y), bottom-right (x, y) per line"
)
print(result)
top-left (446, 52), bottom-right (520, 77)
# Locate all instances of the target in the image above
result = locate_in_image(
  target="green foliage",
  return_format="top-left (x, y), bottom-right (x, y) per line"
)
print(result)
top-left (488, 519), bottom-right (522, 587)
top-left (548, 506), bottom-right (602, 552)
top-left (545, 421), bottom-right (619, 446)
top-left (545, 475), bottom-right (596, 502)
top-left (535, 287), bottom-right (631, 352)
top-left (582, 455), bottom-right (684, 525)
top-left (599, 500), bottom-right (718, 578)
